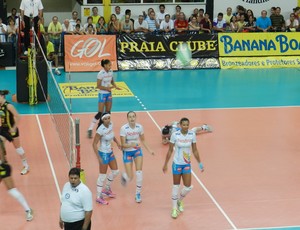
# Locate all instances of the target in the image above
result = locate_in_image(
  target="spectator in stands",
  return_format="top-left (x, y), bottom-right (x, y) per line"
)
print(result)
top-left (188, 16), bottom-right (200, 33)
top-left (286, 13), bottom-right (299, 31)
top-left (292, 7), bottom-right (300, 21)
top-left (270, 7), bottom-right (276, 17)
top-left (237, 14), bottom-right (247, 32)
top-left (84, 16), bottom-right (96, 34)
top-left (270, 7), bottom-right (285, 31)
top-left (86, 23), bottom-right (96, 35)
top-left (115, 6), bottom-right (123, 21)
top-left (197, 9), bottom-right (205, 23)
top-left (108, 14), bottom-right (120, 34)
top-left (244, 15), bottom-right (257, 32)
top-left (172, 5), bottom-right (181, 20)
top-left (200, 13), bottom-right (212, 33)
top-left (143, 8), bottom-right (154, 20)
top-left (45, 35), bottom-right (60, 75)
top-left (146, 11), bottom-right (159, 33)
top-left (234, 5), bottom-right (246, 18)
top-left (96, 17), bottom-right (108, 34)
top-left (120, 15), bottom-right (133, 34)
top-left (256, 10), bottom-right (272, 32)
top-left (246, 9), bottom-right (256, 22)
top-left (76, 18), bottom-right (84, 32)
top-left (69, 11), bottom-right (79, 31)
top-left (134, 15), bottom-right (148, 33)
top-left (91, 7), bottom-right (100, 25)
top-left (224, 7), bottom-right (233, 28)
top-left (0, 18), bottom-right (7, 42)
top-left (19, 0), bottom-right (43, 55)
top-left (190, 8), bottom-right (199, 22)
top-left (213, 12), bottom-right (226, 33)
top-left (230, 15), bottom-right (238, 32)
top-left (38, 18), bottom-right (45, 34)
top-left (6, 18), bottom-right (17, 44)
top-left (174, 12), bottom-right (188, 34)
top-left (73, 24), bottom-right (85, 35)
top-left (160, 14), bottom-right (174, 33)
top-left (62, 19), bottom-right (73, 34)
top-left (7, 8), bottom-right (19, 25)
top-left (157, 4), bottom-right (168, 24)
top-left (47, 16), bottom-right (62, 54)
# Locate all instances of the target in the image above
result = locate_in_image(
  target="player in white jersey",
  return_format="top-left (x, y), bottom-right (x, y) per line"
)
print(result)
top-left (163, 117), bottom-right (204, 219)
top-left (88, 59), bottom-right (121, 138)
top-left (92, 113), bottom-right (121, 205)
top-left (120, 111), bottom-right (154, 203)
top-left (161, 121), bottom-right (213, 144)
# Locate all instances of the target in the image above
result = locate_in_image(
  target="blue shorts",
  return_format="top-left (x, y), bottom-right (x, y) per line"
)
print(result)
top-left (123, 149), bottom-right (143, 163)
top-left (98, 92), bottom-right (112, 103)
top-left (172, 163), bottom-right (191, 175)
top-left (98, 151), bottom-right (115, 164)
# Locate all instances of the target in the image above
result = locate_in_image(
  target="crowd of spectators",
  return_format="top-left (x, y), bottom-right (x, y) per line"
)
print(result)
top-left (0, 3), bottom-right (299, 69)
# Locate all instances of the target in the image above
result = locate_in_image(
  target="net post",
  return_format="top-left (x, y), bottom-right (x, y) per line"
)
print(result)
top-left (75, 118), bottom-right (80, 169)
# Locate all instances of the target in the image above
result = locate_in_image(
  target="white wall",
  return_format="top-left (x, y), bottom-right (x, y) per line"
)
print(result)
top-left (213, 0), bottom-right (298, 19)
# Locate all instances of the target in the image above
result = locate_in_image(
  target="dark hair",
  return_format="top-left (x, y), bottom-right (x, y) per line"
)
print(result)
top-left (125, 9), bottom-right (131, 15)
top-left (0, 90), bottom-right (9, 96)
top-left (162, 125), bottom-right (171, 135)
top-left (69, 167), bottom-right (80, 177)
top-left (199, 8), bottom-right (205, 13)
top-left (218, 12), bottom-right (223, 17)
top-left (159, 4), bottom-right (165, 8)
top-left (127, 111), bottom-right (136, 118)
top-left (179, 117), bottom-right (189, 124)
top-left (101, 59), bottom-right (110, 67)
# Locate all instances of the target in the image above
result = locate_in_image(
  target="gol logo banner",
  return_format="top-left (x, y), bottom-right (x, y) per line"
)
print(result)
top-left (64, 35), bottom-right (118, 72)
top-left (59, 82), bottom-right (134, 98)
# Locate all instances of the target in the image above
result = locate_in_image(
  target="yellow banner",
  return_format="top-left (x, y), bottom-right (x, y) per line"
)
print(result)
top-left (220, 56), bottom-right (300, 69)
top-left (59, 82), bottom-right (134, 98)
top-left (218, 32), bottom-right (300, 56)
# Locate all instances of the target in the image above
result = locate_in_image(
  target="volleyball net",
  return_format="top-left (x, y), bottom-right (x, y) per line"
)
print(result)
top-left (33, 32), bottom-right (76, 168)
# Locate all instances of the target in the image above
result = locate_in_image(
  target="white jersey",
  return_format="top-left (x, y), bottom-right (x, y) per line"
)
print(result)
top-left (120, 123), bottom-right (144, 151)
top-left (60, 182), bottom-right (93, 223)
top-left (97, 69), bottom-right (113, 94)
top-left (170, 130), bottom-right (196, 165)
top-left (96, 122), bottom-right (114, 153)
top-left (20, 0), bottom-right (44, 18)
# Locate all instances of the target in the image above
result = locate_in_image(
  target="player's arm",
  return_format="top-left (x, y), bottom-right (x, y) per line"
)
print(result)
top-left (7, 104), bottom-right (19, 133)
top-left (163, 142), bottom-right (174, 173)
top-left (113, 137), bottom-right (121, 149)
top-left (111, 78), bottom-right (121, 90)
top-left (92, 133), bottom-right (102, 164)
top-left (192, 143), bottom-right (204, 172)
top-left (120, 135), bottom-right (135, 149)
top-left (97, 79), bottom-right (111, 92)
top-left (139, 133), bottom-right (154, 155)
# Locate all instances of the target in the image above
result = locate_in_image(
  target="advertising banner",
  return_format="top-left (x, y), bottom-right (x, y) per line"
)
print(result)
top-left (218, 33), bottom-right (300, 57)
top-left (64, 35), bottom-right (117, 72)
top-left (220, 56), bottom-right (300, 69)
top-left (117, 33), bottom-right (218, 59)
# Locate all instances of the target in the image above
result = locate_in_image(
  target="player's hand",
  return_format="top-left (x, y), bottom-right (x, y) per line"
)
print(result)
top-left (116, 86), bottom-right (122, 90)
top-left (199, 162), bottom-right (204, 172)
top-left (162, 165), bottom-right (167, 173)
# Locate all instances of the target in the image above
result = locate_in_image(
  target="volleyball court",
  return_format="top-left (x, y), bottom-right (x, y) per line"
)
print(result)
top-left (1, 41), bottom-right (300, 230)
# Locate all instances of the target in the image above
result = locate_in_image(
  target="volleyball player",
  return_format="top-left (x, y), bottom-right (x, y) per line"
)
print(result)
top-left (120, 111), bottom-right (154, 203)
top-left (92, 113), bottom-right (121, 205)
top-left (162, 117), bottom-right (204, 219)
top-left (0, 90), bottom-right (29, 175)
top-left (0, 115), bottom-right (33, 221)
top-left (87, 59), bottom-right (121, 139)
top-left (161, 121), bottom-right (213, 144)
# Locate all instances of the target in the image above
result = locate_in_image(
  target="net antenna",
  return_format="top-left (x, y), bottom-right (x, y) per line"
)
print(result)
top-left (33, 31), bottom-right (75, 168)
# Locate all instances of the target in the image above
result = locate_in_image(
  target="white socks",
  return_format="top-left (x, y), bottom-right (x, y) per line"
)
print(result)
top-left (8, 188), bottom-right (30, 211)
top-left (136, 170), bottom-right (143, 194)
top-left (96, 174), bottom-right (106, 198)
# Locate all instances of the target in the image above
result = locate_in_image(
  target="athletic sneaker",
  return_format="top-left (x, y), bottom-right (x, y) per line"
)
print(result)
top-left (26, 209), bottom-right (33, 221)
top-left (202, 124), bottom-right (213, 132)
top-left (121, 173), bottom-right (127, 186)
top-left (87, 130), bottom-right (92, 139)
top-left (135, 193), bottom-right (142, 203)
top-left (21, 167), bottom-right (29, 175)
top-left (96, 197), bottom-right (108, 205)
top-left (54, 68), bottom-right (61, 76)
top-left (171, 208), bottom-right (179, 219)
top-left (102, 188), bottom-right (116, 198)
top-left (177, 200), bottom-right (184, 212)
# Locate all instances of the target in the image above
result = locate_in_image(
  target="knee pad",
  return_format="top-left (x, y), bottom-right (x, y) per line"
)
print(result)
top-left (94, 112), bottom-right (102, 120)
top-left (183, 185), bottom-right (193, 192)
top-left (111, 170), bottom-right (119, 178)
top-left (16, 147), bottom-right (25, 156)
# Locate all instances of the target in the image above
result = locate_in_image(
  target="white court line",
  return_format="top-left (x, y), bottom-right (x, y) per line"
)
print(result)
top-left (35, 114), bottom-right (61, 198)
top-left (145, 110), bottom-right (238, 230)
